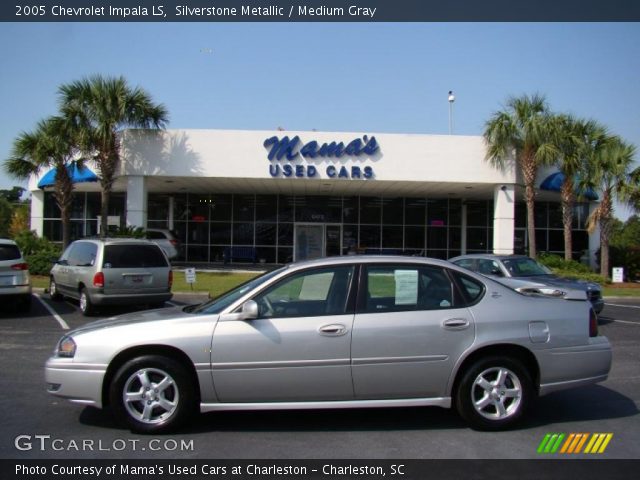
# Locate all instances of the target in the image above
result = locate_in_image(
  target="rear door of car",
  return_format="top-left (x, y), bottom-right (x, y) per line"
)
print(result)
top-left (351, 263), bottom-right (476, 399)
top-left (66, 242), bottom-right (98, 297)
top-left (101, 243), bottom-right (170, 294)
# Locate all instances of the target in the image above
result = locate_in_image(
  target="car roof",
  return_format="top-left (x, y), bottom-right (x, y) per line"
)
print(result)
top-left (0, 238), bottom-right (18, 245)
top-left (449, 254), bottom-right (530, 261)
top-left (74, 237), bottom-right (160, 246)
top-left (285, 255), bottom-right (461, 271)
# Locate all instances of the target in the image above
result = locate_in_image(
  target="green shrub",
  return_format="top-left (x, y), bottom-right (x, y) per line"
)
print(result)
top-left (537, 252), bottom-right (606, 284)
top-left (13, 230), bottom-right (61, 275)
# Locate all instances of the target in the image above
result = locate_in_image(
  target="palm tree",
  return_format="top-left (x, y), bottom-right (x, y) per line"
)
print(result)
top-left (5, 116), bottom-right (81, 248)
top-left (585, 136), bottom-right (637, 278)
top-left (484, 94), bottom-right (558, 258)
top-left (554, 116), bottom-right (609, 260)
top-left (58, 75), bottom-right (168, 237)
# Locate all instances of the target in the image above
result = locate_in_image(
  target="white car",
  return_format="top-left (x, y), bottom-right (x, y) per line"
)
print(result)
top-left (144, 229), bottom-right (181, 260)
top-left (0, 238), bottom-right (32, 312)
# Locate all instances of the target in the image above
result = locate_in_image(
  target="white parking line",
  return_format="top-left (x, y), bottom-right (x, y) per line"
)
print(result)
top-left (605, 303), bottom-right (640, 309)
top-left (35, 294), bottom-right (69, 330)
top-left (167, 301), bottom-right (180, 307)
top-left (611, 319), bottom-right (640, 326)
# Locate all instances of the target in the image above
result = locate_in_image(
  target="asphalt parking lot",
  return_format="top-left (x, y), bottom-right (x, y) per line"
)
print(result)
top-left (0, 293), bottom-right (638, 460)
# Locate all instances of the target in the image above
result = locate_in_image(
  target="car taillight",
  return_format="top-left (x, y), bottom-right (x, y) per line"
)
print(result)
top-left (589, 308), bottom-right (598, 337)
top-left (168, 270), bottom-right (173, 288)
top-left (170, 239), bottom-right (178, 247)
top-left (11, 263), bottom-right (28, 271)
top-left (93, 272), bottom-right (105, 288)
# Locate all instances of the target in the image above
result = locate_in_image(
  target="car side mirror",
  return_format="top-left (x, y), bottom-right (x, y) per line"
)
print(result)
top-left (219, 300), bottom-right (259, 322)
top-left (240, 300), bottom-right (259, 320)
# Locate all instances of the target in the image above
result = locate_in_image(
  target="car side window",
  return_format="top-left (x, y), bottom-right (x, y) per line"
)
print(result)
top-left (253, 266), bottom-right (354, 319)
top-left (453, 258), bottom-right (475, 271)
top-left (362, 265), bottom-right (454, 313)
top-left (451, 271), bottom-right (485, 305)
top-left (68, 242), bottom-right (97, 267)
top-left (477, 259), bottom-right (501, 276)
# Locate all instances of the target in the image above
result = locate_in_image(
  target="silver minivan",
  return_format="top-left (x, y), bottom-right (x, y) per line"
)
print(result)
top-left (49, 238), bottom-right (173, 315)
top-left (0, 238), bottom-right (32, 312)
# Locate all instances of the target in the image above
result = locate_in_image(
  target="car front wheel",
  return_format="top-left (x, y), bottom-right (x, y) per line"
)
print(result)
top-left (49, 277), bottom-right (62, 301)
top-left (79, 288), bottom-right (94, 316)
top-left (455, 356), bottom-right (533, 431)
top-left (109, 355), bottom-right (196, 434)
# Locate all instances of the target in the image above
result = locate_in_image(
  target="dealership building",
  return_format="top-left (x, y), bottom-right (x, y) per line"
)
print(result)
top-left (27, 129), bottom-right (598, 265)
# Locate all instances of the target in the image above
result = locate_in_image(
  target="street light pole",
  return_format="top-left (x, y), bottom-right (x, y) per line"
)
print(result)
top-left (448, 90), bottom-right (455, 135)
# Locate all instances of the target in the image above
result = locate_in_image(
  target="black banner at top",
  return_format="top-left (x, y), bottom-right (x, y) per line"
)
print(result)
top-left (3, 0), bottom-right (640, 22)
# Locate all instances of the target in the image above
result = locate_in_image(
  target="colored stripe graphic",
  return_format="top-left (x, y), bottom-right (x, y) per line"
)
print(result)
top-left (538, 433), bottom-right (613, 454)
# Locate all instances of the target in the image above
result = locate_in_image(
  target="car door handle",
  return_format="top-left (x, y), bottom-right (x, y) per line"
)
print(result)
top-left (442, 318), bottom-right (470, 330)
top-left (318, 324), bottom-right (348, 336)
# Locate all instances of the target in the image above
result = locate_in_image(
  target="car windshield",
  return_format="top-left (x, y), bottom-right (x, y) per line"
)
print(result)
top-left (502, 257), bottom-right (552, 277)
top-left (188, 267), bottom-right (287, 315)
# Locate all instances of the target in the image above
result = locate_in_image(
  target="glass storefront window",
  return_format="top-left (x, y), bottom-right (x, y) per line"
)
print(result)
top-left (382, 198), bottom-right (403, 225)
top-left (427, 200), bottom-right (448, 226)
top-left (147, 194), bottom-right (170, 222)
top-left (233, 222), bottom-right (254, 245)
top-left (210, 223), bottom-right (232, 244)
top-left (256, 195), bottom-right (278, 222)
top-left (234, 195), bottom-right (255, 222)
top-left (211, 194), bottom-right (232, 221)
top-left (359, 225), bottom-right (381, 251)
top-left (360, 197), bottom-right (381, 224)
top-left (343, 197), bottom-right (359, 223)
top-left (255, 223), bottom-right (277, 245)
top-left (382, 226), bottom-right (403, 248)
top-left (404, 226), bottom-right (425, 250)
top-left (427, 226), bottom-right (447, 249)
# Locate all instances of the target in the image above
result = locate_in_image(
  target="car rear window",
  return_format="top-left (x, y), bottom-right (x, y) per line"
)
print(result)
top-left (146, 231), bottom-right (166, 240)
top-left (103, 245), bottom-right (168, 268)
top-left (0, 245), bottom-right (21, 261)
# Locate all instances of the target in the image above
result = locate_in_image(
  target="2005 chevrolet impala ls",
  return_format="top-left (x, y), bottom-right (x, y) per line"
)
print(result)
top-left (46, 256), bottom-right (612, 433)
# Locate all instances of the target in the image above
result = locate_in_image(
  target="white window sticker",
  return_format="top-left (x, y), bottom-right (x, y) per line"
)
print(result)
top-left (395, 270), bottom-right (418, 305)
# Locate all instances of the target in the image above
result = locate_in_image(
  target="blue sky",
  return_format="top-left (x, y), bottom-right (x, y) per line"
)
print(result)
top-left (1, 22), bottom-right (639, 215)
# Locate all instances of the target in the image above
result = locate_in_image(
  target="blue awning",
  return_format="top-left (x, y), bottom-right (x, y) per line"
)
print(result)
top-left (37, 162), bottom-right (99, 189)
top-left (540, 171), bottom-right (598, 201)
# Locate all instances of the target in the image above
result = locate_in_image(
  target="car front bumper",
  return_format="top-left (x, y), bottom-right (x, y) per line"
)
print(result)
top-left (45, 357), bottom-right (106, 408)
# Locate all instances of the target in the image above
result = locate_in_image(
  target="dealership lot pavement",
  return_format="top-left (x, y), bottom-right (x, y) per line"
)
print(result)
top-left (0, 295), bottom-right (638, 459)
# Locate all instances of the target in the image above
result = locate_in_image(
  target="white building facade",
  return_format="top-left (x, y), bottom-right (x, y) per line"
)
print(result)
top-left (28, 129), bottom-right (597, 264)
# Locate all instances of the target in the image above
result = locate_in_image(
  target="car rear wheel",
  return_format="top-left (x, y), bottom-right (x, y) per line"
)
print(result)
top-left (79, 288), bottom-right (94, 316)
top-left (109, 355), bottom-right (196, 434)
top-left (456, 356), bottom-right (532, 431)
top-left (49, 277), bottom-right (62, 301)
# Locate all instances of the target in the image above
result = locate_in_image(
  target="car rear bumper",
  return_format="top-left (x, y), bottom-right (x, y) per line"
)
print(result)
top-left (90, 291), bottom-right (173, 306)
top-left (537, 336), bottom-right (612, 395)
top-left (45, 357), bottom-right (106, 408)
top-left (0, 285), bottom-right (32, 297)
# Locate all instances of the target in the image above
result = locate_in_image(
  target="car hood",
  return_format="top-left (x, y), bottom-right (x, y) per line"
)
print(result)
top-left (514, 274), bottom-right (599, 291)
top-left (69, 306), bottom-right (199, 336)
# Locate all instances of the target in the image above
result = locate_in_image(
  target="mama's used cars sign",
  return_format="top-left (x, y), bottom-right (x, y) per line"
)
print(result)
top-left (263, 135), bottom-right (377, 180)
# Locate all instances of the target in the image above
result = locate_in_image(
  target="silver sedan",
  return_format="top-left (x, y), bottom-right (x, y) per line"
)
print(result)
top-left (45, 256), bottom-right (612, 433)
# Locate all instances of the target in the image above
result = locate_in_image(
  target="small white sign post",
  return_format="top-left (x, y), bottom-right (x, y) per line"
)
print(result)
top-left (185, 268), bottom-right (197, 290)
top-left (612, 267), bottom-right (624, 284)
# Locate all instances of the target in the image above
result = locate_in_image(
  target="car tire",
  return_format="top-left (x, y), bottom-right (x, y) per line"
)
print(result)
top-left (79, 288), bottom-right (94, 316)
top-left (109, 355), bottom-right (196, 434)
top-left (49, 277), bottom-right (63, 301)
top-left (455, 356), bottom-right (533, 431)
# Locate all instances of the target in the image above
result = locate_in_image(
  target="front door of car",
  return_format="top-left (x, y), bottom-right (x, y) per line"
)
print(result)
top-left (211, 265), bottom-right (356, 403)
top-left (351, 264), bottom-right (476, 399)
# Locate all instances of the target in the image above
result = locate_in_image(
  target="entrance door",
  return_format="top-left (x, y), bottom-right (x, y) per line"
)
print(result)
top-left (325, 224), bottom-right (342, 257)
top-left (294, 224), bottom-right (324, 261)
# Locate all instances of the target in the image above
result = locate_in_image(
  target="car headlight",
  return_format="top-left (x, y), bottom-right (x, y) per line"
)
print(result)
top-left (55, 336), bottom-right (76, 358)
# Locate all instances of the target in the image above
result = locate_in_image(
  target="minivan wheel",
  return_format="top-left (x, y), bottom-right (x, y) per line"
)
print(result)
top-left (456, 356), bottom-right (532, 431)
top-left (79, 288), bottom-right (94, 316)
top-left (49, 278), bottom-right (62, 301)
top-left (109, 355), bottom-right (196, 434)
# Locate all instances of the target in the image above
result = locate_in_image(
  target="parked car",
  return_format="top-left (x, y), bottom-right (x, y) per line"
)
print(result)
top-left (46, 255), bottom-right (611, 433)
top-left (449, 254), bottom-right (604, 314)
top-left (144, 228), bottom-right (181, 260)
top-left (49, 238), bottom-right (173, 316)
top-left (0, 238), bottom-right (32, 312)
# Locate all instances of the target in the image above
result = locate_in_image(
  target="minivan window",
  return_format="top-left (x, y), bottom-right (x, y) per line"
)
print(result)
top-left (68, 242), bottom-right (98, 267)
top-left (103, 245), bottom-right (168, 268)
top-left (0, 245), bottom-right (21, 261)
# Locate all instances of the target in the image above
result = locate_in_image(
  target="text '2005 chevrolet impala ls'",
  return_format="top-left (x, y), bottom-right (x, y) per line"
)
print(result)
top-left (46, 256), bottom-right (612, 433)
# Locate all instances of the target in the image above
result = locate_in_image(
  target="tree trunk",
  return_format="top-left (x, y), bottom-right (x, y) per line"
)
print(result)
top-left (60, 204), bottom-right (71, 250)
top-left (521, 151), bottom-right (538, 258)
top-left (561, 178), bottom-right (574, 261)
top-left (100, 188), bottom-right (110, 238)
top-left (53, 163), bottom-right (75, 249)
top-left (98, 137), bottom-right (119, 238)
top-left (599, 191), bottom-right (613, 279)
